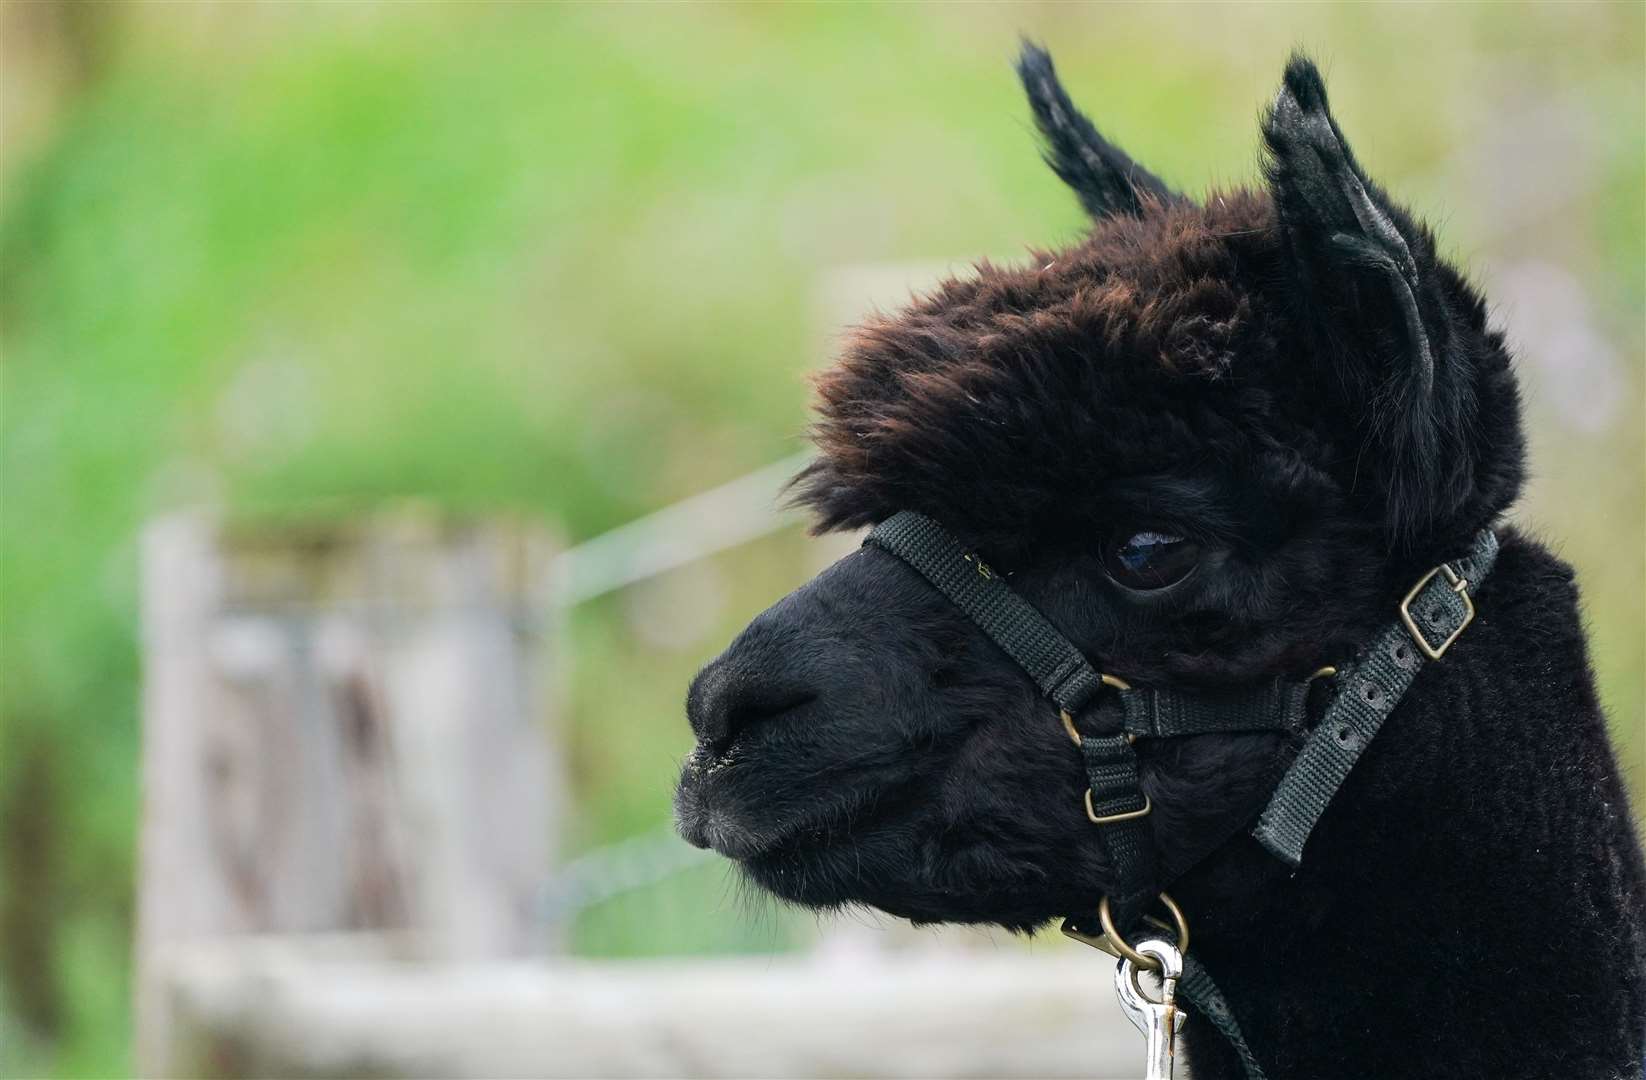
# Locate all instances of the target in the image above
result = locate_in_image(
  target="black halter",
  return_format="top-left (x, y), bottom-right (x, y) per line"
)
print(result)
top-left (865, 510), bottom-right (1498, 1079)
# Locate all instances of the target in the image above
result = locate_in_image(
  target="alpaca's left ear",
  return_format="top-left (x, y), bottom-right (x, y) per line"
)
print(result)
top-left (1263, 56), bottom-right (1471, 547)
top-left (1016, 42), bottom-right (1182, 219)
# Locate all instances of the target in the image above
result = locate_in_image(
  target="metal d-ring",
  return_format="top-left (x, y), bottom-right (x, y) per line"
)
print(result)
top-left (1097, 893), bottom-right (1190, 972)
top-left (1061, 709), bottom-right (1081, 747)
top-left (1059, 673), bottom-right (1133, 747)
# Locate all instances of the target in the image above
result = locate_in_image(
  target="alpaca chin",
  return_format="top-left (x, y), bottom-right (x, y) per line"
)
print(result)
top-left (673, 762), bottom-right (788, 861)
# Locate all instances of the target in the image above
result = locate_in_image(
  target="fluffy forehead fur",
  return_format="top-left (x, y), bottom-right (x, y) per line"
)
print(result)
top-left (794, 193), bottom-right (1293, 557)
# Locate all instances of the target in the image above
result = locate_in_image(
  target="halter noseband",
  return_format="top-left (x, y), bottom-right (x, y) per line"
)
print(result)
top-left (865, 509), bottom-right (1498, 1079)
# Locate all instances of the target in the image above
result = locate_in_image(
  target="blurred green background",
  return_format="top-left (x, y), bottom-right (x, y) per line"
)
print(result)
top-left (2, 3), bottom-right (1641, 1076)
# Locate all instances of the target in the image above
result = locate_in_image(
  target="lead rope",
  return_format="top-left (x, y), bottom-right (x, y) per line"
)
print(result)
top-left (864, 511), bottom-right (1498, 1080)
top-left (1178, 956), bottom-right (1268, 1079)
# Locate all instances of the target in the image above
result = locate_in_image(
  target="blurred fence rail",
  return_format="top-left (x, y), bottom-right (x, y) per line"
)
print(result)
top-left (157, 935), bottom-right (1136, 1079)
top-left (136, 511), bottom-right (565, 1077)
top-left (548, 453), bottom-right (811, 608)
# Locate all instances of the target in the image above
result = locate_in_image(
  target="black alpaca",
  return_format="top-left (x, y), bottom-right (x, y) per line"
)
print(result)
top-left (676, 46), bottom-right (1646, 1079)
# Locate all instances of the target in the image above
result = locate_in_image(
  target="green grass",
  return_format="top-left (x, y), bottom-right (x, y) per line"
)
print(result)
top-left (2, 4), bottom-right (1641, 1075)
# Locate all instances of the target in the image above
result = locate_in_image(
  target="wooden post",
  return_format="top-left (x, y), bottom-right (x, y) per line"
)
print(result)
top-left (135, 510), bottom-right (563, 1077)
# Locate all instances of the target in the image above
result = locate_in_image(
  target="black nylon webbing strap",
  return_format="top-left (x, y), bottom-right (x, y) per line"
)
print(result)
top-left (1179, 955), bottom-right (1269, 1080)
top-left (865, 511), bottom-right (1109, 718)
top-left (864, 511), bottom-right (1313, 742)
top-left (1117, 680), bottom-right (1311, 738)
top-left (1253, 529), bottom-right (1500, 865)
top-left (1079, 731), bottom-right (1155, 923)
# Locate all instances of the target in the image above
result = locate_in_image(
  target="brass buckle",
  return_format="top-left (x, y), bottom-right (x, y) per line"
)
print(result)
top-left (1086, 788), bottom-right (1151, 824)
top-left (1398, 563), bottom-right (1474, 661)
top-left (1061, 893), bottom-right (1189, 971)
top-left (1061, 673), bottom-right (1148, 823)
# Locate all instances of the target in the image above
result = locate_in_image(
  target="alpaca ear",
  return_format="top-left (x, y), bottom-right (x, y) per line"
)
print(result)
top-left (1263, 56), bottom-right (1436, 392)
top-left (1016, 42), bottom-right (1181, 218)
top-left (1264, 56), bottom-right (1463, 546)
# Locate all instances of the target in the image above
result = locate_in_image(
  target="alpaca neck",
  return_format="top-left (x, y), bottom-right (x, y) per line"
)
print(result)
top-left (1179, 533), bottom-right (1646, 1080)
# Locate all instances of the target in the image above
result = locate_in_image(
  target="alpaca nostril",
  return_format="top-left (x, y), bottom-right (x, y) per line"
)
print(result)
top-left (699, 689), bottom-right (816, 757)
top-left (719, 690), bottom-right (816, 749)
top-left (687, 660), bottom-right (817, 753)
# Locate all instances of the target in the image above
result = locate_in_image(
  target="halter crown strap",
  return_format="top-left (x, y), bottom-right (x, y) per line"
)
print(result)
top-left (1252, 527), bottom-right (1500, 864)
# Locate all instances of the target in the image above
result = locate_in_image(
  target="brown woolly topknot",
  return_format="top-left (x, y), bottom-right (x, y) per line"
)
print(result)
top-left (792, 192), bottom-right (1282, 546)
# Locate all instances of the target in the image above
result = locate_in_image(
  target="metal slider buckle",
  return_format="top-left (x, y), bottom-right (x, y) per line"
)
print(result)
top-left (1061, 673), bottom-right (1150, 824)
top-left (1398, 563), bottom-right (1474, 661)
top-left (1086, 788), bottom-right (1152, 824)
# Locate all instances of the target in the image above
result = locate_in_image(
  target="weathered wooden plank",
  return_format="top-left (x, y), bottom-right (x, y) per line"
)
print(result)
top-left (156, 936), bottom-right (1152, 1079)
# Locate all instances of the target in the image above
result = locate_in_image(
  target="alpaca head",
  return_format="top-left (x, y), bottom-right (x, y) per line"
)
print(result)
top-left (674, 46), bottom-right (1525, 931)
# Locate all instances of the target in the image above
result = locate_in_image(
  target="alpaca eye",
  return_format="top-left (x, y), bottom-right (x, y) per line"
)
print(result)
top-left (1102, 530), bottom-right (1201, 590)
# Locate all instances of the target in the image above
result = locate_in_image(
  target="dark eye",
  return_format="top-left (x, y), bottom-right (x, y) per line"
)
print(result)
top-left (1102, 530), bottom-right (1202, 590)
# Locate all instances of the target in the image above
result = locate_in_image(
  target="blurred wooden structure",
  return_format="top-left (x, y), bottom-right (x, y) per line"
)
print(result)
top-left (131, 506), bottom-right (1152, 1080)
top-left (135, 510), bottom-right (563, 1077)
top-left (155, 936), bottom-right (1138, 1079)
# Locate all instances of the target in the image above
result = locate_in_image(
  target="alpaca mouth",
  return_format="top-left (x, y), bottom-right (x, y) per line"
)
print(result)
top-left (674, 750), bottom-right (890, 863)
top-left (676, 796), bottom-right (845, 862)
top-left (675, 748), bottom-right (786, 859)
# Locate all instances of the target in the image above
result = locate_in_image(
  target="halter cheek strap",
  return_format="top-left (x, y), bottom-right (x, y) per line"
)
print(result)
top-left (864, 511), bottom-right (1162, 927)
